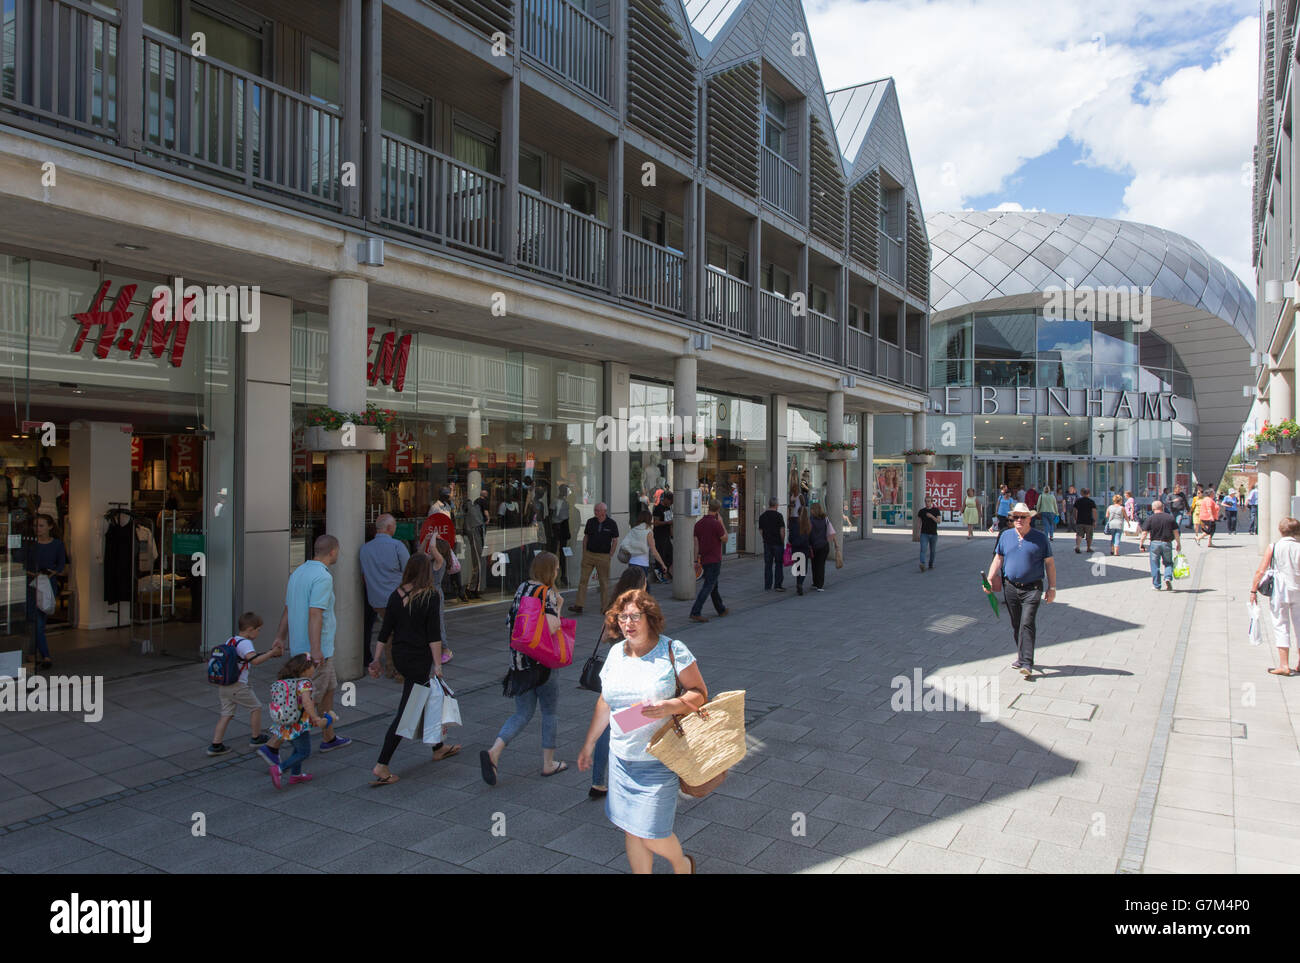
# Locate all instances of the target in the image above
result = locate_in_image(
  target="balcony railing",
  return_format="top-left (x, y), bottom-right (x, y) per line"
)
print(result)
top-left (142, 30), bottom-right (343, 208)
top-left (2, 0), bottom-right (120, 141)
top-left (880, 232), bottom-right (904, 284)
top-left (761, 146), bottom-right (801, 221)
top-left (758, 291), bottom-right (803, 351)
top-left (379, 133), bottom-right (504, 256)
top-left (878, 341), bottom-right (903, 382)
top-left (622, 233), bottom-right (686, 315)
top-left (806, 310), bottom-right (840, 364)
top-left (845, 327), bottom-right (873, 374)
top-left (704, 267), bottom-right (753, 336)
top-left (517, 187), bottom-right (609, 290)
top-left (520, 0), bottom-right (612, 102)
top-left (904, 350), bottom-right (924, 389)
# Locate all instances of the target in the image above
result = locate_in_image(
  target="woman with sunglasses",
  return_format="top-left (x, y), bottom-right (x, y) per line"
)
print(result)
top-left (578, 588), bottom-right (706, 874)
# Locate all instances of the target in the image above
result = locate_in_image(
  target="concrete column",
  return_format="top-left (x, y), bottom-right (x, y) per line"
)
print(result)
top-left (911, 411), bottom-right (926, 520)
top-left (339, 0), bottom-right (362, 218)
top-left (239, 294), bottom-right (293, 635)
top-left (864, 412), bottom-right (875, 537)
top-left (770, 394), bottom-right (788, 515)
top-left (1258, 396), bottom-right (1272, 552)
top-left (605, 362), bottom-right (631, 528)
top-left (827, 391), bottom-right (845, 543)
top-left (1270, 368), bottom-right (1296, 540)
top-left (361, 0), bottom-right (382, 221)
top-left (672, 350), bottom-right (699, 601)
top-left (326, 276), bottom-right (368, 682)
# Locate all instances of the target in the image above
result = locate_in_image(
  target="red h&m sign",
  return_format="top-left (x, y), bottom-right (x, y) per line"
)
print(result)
top-left (72, 282), bottom-right (192, 367)
top-left (367, 328), bottom-right (412, 392)
top-left (925, 471), bottom-right (963, 513)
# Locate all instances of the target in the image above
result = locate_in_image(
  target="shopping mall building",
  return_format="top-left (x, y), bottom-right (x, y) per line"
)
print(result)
top-left (866, 210), bottom-right (1255, 528)
top-left (0, 0), bottom-right (932, 672)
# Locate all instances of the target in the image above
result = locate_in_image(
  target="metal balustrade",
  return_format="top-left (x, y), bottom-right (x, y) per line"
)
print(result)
top-left (143, 30), bottom-right (342, 207)
top-left (622, 233), bottom-right (686, 314)
top-left (878, 341), bottom-right (903, 382)
top-left (845, 327), bottom-right (874, 374)
top-left (379, 133), bottom-right (504, 256)
top-left (758, 290), bottom-right (803, 351)
top-left (761, 146), bottom-right (801, 220)
top-left (519, 0), bottom-right (612, 102)
top-left (806, 309), bottom-right (840, 364)
top-left (703, 267), bottom-right (753, 336)
top-left (904, 350), bottom-right (924, 389)
top-left (517, 187), bottom-right (609, 290)
top-left (1, 0), bottom-right (120, 141)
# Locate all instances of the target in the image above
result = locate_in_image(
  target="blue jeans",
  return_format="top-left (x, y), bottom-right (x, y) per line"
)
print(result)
top-left (763, 541), bottom-right (784, 589)
top-left (1148, 541), bottom-right (1173, 587)
top-left (1109, 528), bottom-right (1123, 549)
top-left (25, 589), bottom-right (49, 658)
top-left (690, 561), bottom-right (724, 616)
top-left (919, 533), bottom-right (937, 567)
top-left (496, 670), bottom-right (559, 749)
top-left (592, 726), bottom-right (610, 788)
top-left (1250, 505), bottom-right (1259, 534)
top-left (278, 733), bottom-right (312, 775)
top-left (1042, 513), bottom-right (1057, 539)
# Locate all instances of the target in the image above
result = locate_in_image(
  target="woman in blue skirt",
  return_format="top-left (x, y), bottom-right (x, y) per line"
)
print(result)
top-left (578, 587), bottom-right (707, 874)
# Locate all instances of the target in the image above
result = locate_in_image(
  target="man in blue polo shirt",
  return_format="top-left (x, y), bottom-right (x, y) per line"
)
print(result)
top-left (985, 502), bottom-right (1057, 678)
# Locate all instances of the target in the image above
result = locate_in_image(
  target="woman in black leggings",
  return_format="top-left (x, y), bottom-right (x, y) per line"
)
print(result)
top-left (369, 553), bottom-right (461, 786)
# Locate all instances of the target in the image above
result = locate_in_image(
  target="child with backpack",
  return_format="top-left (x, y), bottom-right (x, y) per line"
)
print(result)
top-left (267, 654), bottom-right (336, 789)
top-left (206, 612), bottom-right (282, 757)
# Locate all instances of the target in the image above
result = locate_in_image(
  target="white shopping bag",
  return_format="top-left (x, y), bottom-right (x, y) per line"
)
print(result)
top-left (33, 574), bottom-right (55, 615)
top-left (396, 681), bottom-right (432, 740)
top-left (1247, 602), bottom-right (1264, 647)
top-left (439, 679), bottom-right (462, 728)
top-left (423, 679), bottom-right (445, 744)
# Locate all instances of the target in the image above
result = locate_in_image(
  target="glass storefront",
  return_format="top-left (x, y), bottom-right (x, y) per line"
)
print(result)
top-left (788, 405), bottom-right (860, 535)
top-left (627, 378), bottom-right (768, 555)
top-left (0, 253), bottom-right (236, 662)
top-left (914, 306), bottom-right (1202, 527)
top-left (291, 312), bottom-right (605, 599)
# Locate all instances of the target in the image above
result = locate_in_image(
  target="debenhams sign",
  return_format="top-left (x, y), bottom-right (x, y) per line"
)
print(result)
top-left (934, 387), bottom-right (1184, 423)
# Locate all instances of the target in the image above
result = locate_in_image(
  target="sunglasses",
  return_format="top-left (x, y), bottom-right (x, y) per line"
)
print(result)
top-left (1010, 514), bottom-right (1031, 520)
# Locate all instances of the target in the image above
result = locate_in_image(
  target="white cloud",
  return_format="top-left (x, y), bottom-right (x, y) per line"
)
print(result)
top-left (806, 0), bottom-right (1259, 285)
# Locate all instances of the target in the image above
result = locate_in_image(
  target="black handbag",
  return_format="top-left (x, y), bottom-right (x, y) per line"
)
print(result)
top-left (578, 627), bottom-right (606, 693)
top-left (1259, 544), bottom-right (1277, 598)
top-left (501, 664), bottom-right (550, 696)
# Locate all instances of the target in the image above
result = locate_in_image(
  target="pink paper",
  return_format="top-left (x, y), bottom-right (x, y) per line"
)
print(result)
top-left (612, 702), bottom-right (656, 731)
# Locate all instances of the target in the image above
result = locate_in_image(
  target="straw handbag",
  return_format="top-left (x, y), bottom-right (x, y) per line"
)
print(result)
top-left (647, 645), bottom-right (747, 797)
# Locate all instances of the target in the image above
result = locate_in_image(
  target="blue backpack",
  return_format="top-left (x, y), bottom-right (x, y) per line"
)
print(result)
top-left (207, 636), bottom-right (250, 686)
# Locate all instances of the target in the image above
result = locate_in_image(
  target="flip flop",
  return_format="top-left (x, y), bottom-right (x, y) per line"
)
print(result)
top-left (1268, 667), bottom-right (1296, 676)
top-left (432, 744), bottom-right (462, 761)
top-left (541, 761), bottom-right (568, 777)
top-left (369, 773), bottom-right (400, 787)
top-left (480, 750), bottom-right (498, 786)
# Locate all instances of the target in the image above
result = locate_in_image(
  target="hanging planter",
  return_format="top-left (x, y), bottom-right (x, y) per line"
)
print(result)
top-left (903, 448), bottom-right (935, 466)
top-left (301, 404), bottom-right (395, 452)
top-left (813, 441), bottom-right (858, 461)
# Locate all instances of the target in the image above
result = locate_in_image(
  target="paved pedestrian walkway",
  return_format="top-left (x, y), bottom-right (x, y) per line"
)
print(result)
top-left (0, 524), bottom-right (1289, 873)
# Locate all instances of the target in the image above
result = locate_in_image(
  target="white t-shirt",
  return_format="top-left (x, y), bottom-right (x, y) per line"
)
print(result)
top-left (232, 635), bottom-right (257, 685)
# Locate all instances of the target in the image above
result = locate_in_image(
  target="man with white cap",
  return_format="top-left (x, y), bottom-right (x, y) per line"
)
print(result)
top-left (984, 502), bottom-right (1056, 678)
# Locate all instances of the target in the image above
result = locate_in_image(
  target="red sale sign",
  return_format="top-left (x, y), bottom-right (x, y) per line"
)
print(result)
top-left (925, 471), bottom-right (963, 512)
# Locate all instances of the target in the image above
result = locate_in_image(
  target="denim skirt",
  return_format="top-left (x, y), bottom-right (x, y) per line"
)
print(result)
top-left (606, 754), bottom-right (679, 840)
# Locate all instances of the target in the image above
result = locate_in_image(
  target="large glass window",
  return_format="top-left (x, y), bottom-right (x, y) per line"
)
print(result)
top-left (974, 311), bottom-right (1035, 360)
top-left (1091, 417), bottom-right (1137, 457)
top-left (973, 415), bottom-right (1034, 452)
top-left (930, 313), bottom-right (971, 386)
top-left (1036, 416), bottom-right (1089, 456)
top-left (1038, 360), bottom-right (1090, 389)
top-left (190, 9), bottom-right (262, 75)
top-left (974, 359), bottom-right (1033, 387)
top-left (1093, 364), bottom-right (1138, 391)
top-left (291, 314), bottom-right (605, 598)
top-left (1037, 318), bottom-right (1091, 362)
top-left (1093, 319), bottom-right (1139, 366)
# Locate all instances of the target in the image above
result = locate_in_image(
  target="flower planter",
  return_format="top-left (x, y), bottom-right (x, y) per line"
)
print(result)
top-left (817, 450), bottom-right (853, 461)
top-left (905, 454), bottom-right (935, 466)
top-left (303, 425), bottom-right (385, 452)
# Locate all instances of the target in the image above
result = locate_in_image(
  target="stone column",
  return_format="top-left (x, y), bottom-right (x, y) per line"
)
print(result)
top-left (1270, 367), bottom-right (1296, 539)
top-left (326, 276), bottom-right (368, 682)
top-left (672, 349), bottom-right (699, 601)
top-left (911, 411), bottom-right (926, 518)
top-left (770, 394), bottom-right (788, 516)
top-left (864, 413), bottom-right (875, 537)
top-left (827, 390), bottom-right (845, 544)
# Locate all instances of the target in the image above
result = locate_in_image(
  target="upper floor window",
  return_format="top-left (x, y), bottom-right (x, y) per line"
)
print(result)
top-left (763, 88), bottom-right (786, 156)
top-left (762, 263), bottom-right (792, 298)
top-left (453, 119), bottom-right (499, 175)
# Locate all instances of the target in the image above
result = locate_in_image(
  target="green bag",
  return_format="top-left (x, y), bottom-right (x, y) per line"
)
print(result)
top-left (1172, 553), bottom-right (1190, 579)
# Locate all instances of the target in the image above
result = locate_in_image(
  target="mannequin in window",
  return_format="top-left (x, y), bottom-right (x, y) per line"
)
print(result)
top-left (34, 456), bottom-right (61, 523)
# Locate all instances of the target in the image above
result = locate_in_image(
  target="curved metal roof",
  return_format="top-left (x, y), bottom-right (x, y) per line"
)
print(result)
top-left (926, 210), bottom-right (1256, 484)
